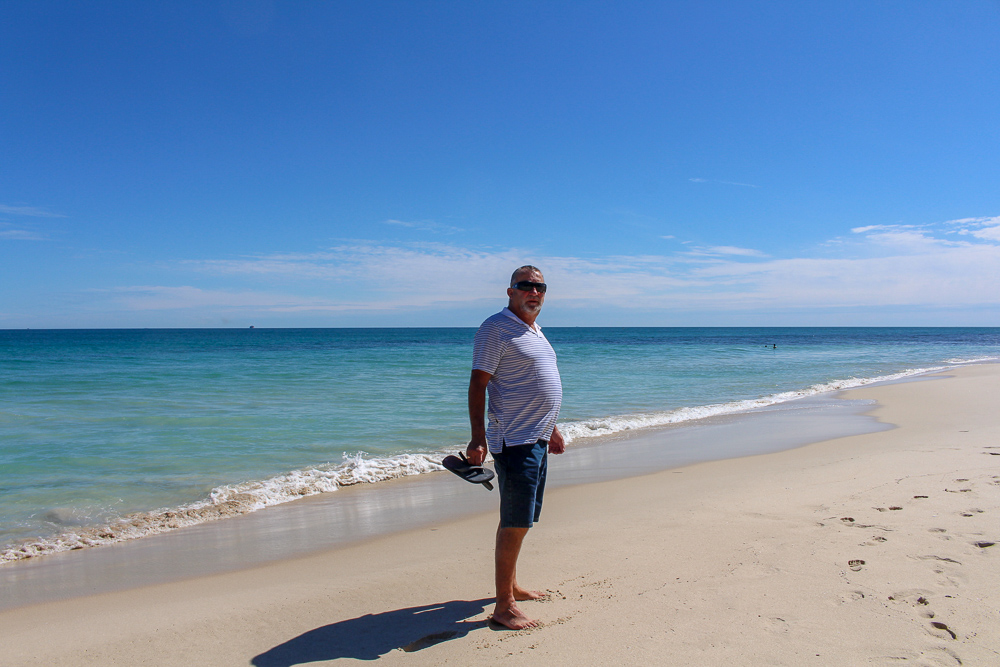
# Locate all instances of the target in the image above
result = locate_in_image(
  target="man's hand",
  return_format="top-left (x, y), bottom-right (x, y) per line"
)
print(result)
top-left (548, 425), bottom-right (566, 455)
top-left (466, 439), bottom-right (488, 466)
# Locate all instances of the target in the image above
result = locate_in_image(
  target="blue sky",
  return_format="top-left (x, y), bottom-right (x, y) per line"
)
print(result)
top-left (2, 0), bottom-right (999, 328)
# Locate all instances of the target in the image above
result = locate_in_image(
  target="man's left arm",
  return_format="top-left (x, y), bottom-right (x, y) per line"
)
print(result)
top-left (548, 424), bottom-right (565, 455)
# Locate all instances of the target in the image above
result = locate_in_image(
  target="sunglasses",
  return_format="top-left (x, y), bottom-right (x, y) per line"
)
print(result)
top-left (511, 280), bottom-right (547, 293)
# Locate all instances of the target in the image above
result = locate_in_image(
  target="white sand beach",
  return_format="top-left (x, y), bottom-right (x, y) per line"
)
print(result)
top-left (2, 364), bottom-right (998, 666)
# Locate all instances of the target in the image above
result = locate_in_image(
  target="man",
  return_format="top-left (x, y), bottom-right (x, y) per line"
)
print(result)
top-left (467, 265), bottom-right (565, 630)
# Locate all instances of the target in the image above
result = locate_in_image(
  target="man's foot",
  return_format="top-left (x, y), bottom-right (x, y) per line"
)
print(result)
top-left (490, 603), bottom-right (539, 630)
top-left (513, 586), bottom-right (547, 601)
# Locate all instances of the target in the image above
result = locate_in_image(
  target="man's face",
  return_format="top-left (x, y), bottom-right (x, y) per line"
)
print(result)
top-left (507, 270), bottom-right (546, 315)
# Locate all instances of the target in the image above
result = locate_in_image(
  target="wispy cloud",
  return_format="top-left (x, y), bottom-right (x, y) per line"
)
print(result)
top-left (0, 204), bottom-right (66, 218)
top-left (102, 286), bottom-right (325, 311)
top-left (0, 229), bottom-right (46, 240)
top-left (0, 224), bottom-right (46, 241)
top-left (943, 215), bottom-right (1000, 243)
top-left (687, 245), bottom-right (768, 258)
top-left (168, 215), bottom-right (1000, 316)
top-left (37, 213), bottom-right (1000, 325)
top-left (382, 218), bottom-right (462, 234)
top-left (689, 178), bottom-right (758, 188)
top-left (181, 242), bottom-right (526, 306)
top-left (0, 203), bottom-right (62, 240)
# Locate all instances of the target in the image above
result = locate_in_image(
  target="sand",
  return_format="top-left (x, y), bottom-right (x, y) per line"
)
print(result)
top-left (1, 364), bottom-right (998, 666)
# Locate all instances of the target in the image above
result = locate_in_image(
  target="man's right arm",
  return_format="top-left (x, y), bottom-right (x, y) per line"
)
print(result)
top-left (466, 369), bottom-right (492, 465)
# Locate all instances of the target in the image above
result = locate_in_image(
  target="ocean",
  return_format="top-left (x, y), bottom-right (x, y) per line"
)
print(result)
top-left (2, 327), bottom-right (999, 566)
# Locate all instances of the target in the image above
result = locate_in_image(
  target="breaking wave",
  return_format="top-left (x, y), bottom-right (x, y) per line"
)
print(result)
top-left (559, 364), bottom-right (955, 441)
top-left (1, 452), bottom-right (444, 564)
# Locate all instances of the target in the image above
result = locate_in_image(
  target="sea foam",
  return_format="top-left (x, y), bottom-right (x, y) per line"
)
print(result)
top-left (1, 452), bottom-right (443, 564)
top-left (558, 364), bottom-right (957, 441)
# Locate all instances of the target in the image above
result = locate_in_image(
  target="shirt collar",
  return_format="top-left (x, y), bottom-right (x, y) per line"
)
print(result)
top-left (500, 307), bottom-right (541, 334)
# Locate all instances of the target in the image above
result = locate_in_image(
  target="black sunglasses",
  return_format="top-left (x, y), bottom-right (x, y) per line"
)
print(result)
top-left (511, 280), bottom-right (547, 293)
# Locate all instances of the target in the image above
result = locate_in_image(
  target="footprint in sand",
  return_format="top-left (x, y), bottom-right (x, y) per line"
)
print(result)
top-left (839, 590), bottom-right (866, 603)
top-left (914, 555), bottom-right (962, 565)
top-left (959, 508), bottom-right (984, 517)
top-left (848, 559), bottom-right (865, 571)
top-left (929, 621), bottom-right (958, 640)
top-left (887, 591), bottom-right (932, 605)
top-left (761, 616), bottom-right (790, 634)
top-left (838, 516), bottom-right (887, 530)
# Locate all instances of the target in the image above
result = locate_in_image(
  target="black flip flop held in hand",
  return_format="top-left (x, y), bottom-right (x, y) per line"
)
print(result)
top-left (442, 451), bottom-right (495, 491)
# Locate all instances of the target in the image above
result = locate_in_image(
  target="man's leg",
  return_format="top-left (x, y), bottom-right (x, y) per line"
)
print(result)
top-left (493, 525), bottom-right (538, 630)
top-left (491, 440), bottom-right (547, 629)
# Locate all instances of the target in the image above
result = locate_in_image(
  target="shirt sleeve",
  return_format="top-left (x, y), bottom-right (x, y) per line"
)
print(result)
top-left (472, 319), bottom-right (506, 375)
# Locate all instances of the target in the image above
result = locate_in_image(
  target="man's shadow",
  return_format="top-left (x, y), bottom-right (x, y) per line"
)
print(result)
top-left (250, 598), bottom-right (492, 665)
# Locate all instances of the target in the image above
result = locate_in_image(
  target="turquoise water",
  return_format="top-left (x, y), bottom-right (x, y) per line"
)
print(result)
top-left (2, 327), bottom-right (999, 562)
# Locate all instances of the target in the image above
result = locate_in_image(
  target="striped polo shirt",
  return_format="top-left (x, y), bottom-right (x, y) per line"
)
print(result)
top-left (473, 307), bottom-right (563, 454)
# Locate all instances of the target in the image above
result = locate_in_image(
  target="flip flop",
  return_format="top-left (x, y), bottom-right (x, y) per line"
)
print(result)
top-left (442, 451), bottom-right (495, 491)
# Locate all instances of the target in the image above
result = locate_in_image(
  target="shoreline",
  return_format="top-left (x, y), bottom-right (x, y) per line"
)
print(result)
top-left (1, 351), bottom-right (973, 568)
top-left (2, 364), bottom-right (999, 665)
top-left (1, 387), bottom-right (891, 612)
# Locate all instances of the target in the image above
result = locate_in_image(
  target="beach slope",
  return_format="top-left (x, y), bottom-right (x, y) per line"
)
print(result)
top-left (2, 364), bottom-right (998, 666)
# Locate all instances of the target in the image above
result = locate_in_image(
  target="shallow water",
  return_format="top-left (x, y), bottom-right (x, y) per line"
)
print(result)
top-left (1, 327), bottom-right (998, 562)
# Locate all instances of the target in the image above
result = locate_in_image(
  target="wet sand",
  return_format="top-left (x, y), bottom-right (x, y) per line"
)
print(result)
top-left (2, 364), bottom-right (998, 665)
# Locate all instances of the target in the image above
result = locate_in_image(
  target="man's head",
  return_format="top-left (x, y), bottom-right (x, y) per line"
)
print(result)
top-left (506, 265), bottom-right (546, 324)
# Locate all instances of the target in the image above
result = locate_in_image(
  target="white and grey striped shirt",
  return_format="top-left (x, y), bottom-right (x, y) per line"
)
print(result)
top-left (473, 308), bottom-right (562, 454)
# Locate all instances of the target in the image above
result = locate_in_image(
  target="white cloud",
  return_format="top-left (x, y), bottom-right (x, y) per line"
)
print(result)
top-left (103, 286), bottom-right (318, 311)
top-left (0, 204), bottom-right (65, 218)
top-left (35, 213), bottom-right (1000, 326)
top-left (0, 228), bottom-right (46, 240)
top-left (704, 246), bottom-right (767, 257)
top-left (971, 225), bottom-right (1000, 242)
top-left (169, 216), bottom-right (999, 315)
top-left (382, 218), bottom-right (462, 234)
top-left (944, 215), bottom-right (1000, 227)
top-left (689, 178), bottom-right (758, 188)
top-left (942, 215), bottom-right (1000, 243)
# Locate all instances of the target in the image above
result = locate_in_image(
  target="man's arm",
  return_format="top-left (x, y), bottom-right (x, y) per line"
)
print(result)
top-left (466, 369), bottom-right (492, 465)
top-left (548, 424), bottom-right (565, 455)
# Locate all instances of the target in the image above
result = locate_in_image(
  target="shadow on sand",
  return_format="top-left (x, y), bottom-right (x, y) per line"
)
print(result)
top-left (250, 598), bottom-right (491, 665)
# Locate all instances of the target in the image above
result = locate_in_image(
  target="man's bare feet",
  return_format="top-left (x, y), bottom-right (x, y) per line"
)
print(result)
top-left (513, 586), bottom-right (547, 601)
top-left (490, 602), bottom-right (539, 630)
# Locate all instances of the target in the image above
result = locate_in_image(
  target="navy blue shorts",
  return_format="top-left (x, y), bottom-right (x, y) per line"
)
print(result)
top-left (493, 439), bottom-right (548, 529)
